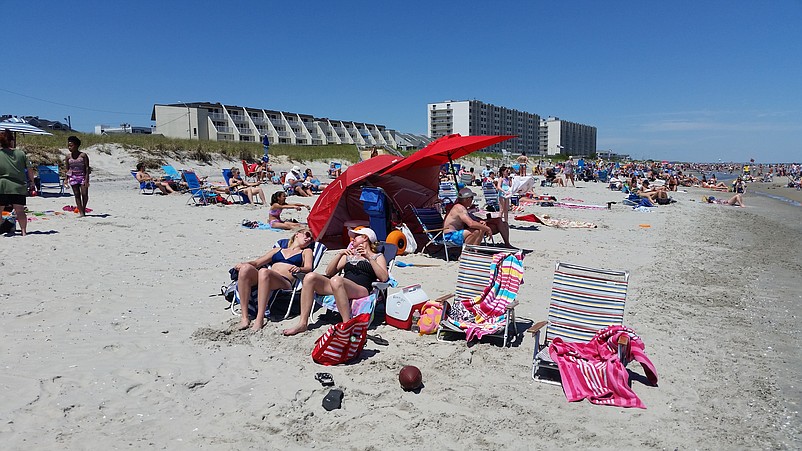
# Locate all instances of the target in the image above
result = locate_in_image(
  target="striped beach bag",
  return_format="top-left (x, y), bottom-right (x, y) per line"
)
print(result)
top-left (312, 313), bottom-right (371, 366)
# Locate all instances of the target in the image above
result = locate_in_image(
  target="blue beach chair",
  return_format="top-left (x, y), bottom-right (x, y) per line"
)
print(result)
top-left (222, 168), bottom-right (250, 204)
top-left (131, 170), bottom-right (158, 195)
top-left (182, 170), bottom-right (218, 205)
top-left (38, 165), bottom-right (65, 195)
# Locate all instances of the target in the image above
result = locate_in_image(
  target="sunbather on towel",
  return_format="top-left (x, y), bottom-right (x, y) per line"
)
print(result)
top-left (704, 193), bottom-right (745, 207)
top-left (283, 227), bottom-right (388, 336)
top-left (233, 228), bottom-right (314, 330)
top-left (268, 191), bottom-right (310, 230)
top-left (443, 188), bottom-right (511, 247)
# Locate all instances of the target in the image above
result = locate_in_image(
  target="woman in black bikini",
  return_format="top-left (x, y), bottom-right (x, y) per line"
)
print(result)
top-left (283, 228), bottom-right (388, 336)
top-left (233, 228), bottom-right (314, 330)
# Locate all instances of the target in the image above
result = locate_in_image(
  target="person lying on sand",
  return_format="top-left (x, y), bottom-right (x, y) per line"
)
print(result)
top-left (233, 228), bottom-right (314, 330)
top-left (704, 193), bottom-right (745, 207)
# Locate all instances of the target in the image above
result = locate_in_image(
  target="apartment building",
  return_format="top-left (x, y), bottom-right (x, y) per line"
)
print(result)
top-left (427, 100), bottom-right (540, 154)
top-left (151, 102), bottom-right (397, 147)
top-left (539, 117), bottom-right (597, 157)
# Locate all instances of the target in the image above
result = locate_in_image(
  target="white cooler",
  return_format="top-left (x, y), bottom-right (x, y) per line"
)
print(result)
top-left (386, 284), bottom-right (429, 330)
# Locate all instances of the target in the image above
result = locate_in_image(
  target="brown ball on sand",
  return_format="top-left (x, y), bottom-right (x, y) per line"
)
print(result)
top-left (399, 365), bottom-right (422, 391)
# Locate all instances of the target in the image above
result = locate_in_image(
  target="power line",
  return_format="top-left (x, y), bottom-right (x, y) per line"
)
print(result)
top-left (0, 88), bottom-right (145, 116)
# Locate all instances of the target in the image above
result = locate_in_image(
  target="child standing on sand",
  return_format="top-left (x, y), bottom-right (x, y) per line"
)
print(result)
top-left (65, 136), bottom-right (90, 216)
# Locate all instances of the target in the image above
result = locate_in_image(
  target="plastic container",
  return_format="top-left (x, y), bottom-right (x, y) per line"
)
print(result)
top-left (386, 284), bottom-right (429, 330)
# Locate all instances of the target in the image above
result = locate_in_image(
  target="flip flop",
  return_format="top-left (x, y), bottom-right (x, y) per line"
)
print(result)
top-left (366, 334), bottom-right (389, 346)
top-left (322, 389), bottom-right (343, 411)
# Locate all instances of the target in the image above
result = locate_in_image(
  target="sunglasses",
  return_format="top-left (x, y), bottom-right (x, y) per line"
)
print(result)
top-left (299, 231), bottom-right (313, 239)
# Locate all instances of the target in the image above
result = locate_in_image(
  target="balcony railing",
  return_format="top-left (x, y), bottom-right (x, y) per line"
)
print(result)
top-left (278, 131), bottom-right (293, 137)
top-left (270, 119), bottom-right (285, 126)
top-left (237, 127), bottom-right (252, 134)
top-left (250, 117), bottom-right (266, 124)
top-left (209, 113), bottom-right (226, 121)
top-left (216, 126), bottom-right (233, 133)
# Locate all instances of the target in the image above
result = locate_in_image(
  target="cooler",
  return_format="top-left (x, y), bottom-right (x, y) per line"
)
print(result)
top-left (386, 284), bottom-right (429, 330)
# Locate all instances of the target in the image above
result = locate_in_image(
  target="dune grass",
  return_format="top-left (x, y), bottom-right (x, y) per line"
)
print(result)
top-left (17, 131), bottom-right (376, 167)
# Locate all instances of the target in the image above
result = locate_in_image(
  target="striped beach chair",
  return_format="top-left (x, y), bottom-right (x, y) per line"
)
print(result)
top-left (437, 245), bottom-right (524, 346)
top-left (529, 262), bottom-right (630, 384)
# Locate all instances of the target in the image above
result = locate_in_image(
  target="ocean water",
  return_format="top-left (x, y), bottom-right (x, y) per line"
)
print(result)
top-left (751, 190), bottom-right (802, 207)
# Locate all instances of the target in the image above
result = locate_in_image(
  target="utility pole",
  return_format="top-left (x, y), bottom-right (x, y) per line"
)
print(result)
top-left (179, 101), bottom-right (191, 139)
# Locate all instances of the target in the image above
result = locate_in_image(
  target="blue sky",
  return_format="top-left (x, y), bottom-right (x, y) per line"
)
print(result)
top-left (4, 1), bottom-right (801, 162)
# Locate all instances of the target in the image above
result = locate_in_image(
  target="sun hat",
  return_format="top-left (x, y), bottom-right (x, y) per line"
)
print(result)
top-left (348, 227), bottom-right (377, 243)
top-left (457, 187), bottom-right (476, 199)
top-left (291, 165), bottom-right (301, 174)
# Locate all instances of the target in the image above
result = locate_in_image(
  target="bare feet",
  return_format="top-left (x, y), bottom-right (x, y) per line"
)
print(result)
top-left (237, 319), bottom-right (250, 330)
top-left (250, 319), bottom-right (266, 331)
top-left (282, 323), bottom-right (308, 336)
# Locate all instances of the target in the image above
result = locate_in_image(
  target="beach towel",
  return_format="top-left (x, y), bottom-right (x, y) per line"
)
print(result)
top-left (240, 220), bottom-right (282, 231)
top-left (62, 205), bottom-right (93, 213)
top-left (553, 202), bottom-right (606, 210)
top-left (446, 251), bottom-right (524, 341)
top-left (549, 325), bottom-right (658, 409)
top-left (514, 214), bottom-right (596, 228)
top-left (509, 176), bottom-right (537, 196)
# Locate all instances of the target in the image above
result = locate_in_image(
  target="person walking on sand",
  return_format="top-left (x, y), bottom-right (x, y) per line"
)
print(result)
top-left (564, 156), bottom-right (576, 187)
top-left (0, 129), bottom-right (36, 236)
top-left (65, 136), bottom-right (90, 216)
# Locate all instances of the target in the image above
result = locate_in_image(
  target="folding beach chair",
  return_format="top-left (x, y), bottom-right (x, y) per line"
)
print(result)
top-left (437, 245), bottom-right (524, 346)
top-left (37, 165), bottom-right (64, 195)
top-left (529, 262), bottom-right (630, 384)
top-left (231, 239), bottom-right (327, 320)
top-left (182, 170), bottom-right (218, 205)
top-left (482, 181), bottom-right (500, 211)
top-left (131, 170), bottom-right (158, 195)
top-left (328, 162), bottom-right (342, 179)
top-left (222, 168), bottom-right (249, 204)
top-left (438, 181), bottom-right (458, 207)
top-left (410, 206), bottom-right (462, 262)
top-left (162, 165), bottom-right (182, 182)
top-left (459, 171), bottom-right (474, 188)
top-left (241, 160), bottom-right (259, 183)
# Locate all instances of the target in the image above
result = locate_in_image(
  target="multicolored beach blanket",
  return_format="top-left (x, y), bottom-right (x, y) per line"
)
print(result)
top-left (446, 251), bottom-right (524, 341)
top-left (514, 214), bottom-right (597, 228)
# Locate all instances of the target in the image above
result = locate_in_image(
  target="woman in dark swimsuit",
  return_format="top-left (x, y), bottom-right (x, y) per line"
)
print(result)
top-left (283, 227), bottom-right (388, 336)
top-left (233, 228), bottom-right (314, 330)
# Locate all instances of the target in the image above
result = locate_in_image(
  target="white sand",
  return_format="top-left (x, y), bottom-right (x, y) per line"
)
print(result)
top-left (1, 145), bottom-right (800, 449)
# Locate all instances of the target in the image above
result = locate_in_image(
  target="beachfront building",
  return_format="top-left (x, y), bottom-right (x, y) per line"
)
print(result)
top-left (393, 132), bottom-right (433, 151)
top-left (151, 102), bottom-right (397, 147)
top-left (95, 123), bottom-right (152, 135)
top-left (427, 100), bottom-right (540, 154)
top-left (539, 117), bottom-right (597, 157)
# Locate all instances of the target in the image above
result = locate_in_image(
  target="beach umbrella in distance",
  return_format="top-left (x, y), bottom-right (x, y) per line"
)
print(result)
top-left (0, 118), bottom-right (53, 136)
top-left (385, 133), bottom-right (516, 184)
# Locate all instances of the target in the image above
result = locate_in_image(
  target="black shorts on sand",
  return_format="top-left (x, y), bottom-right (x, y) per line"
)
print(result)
top-left (0, 193), bottom-right (26, 206)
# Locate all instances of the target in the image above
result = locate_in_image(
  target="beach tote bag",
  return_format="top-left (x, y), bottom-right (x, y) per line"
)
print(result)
top-left (400, 223), bottom-right (417, 254)
top-left (312, 313), bottom-right (371, 366)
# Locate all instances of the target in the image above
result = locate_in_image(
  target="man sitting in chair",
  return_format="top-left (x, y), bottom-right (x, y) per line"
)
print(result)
top-left (443, 188), bottom-right (512, 247)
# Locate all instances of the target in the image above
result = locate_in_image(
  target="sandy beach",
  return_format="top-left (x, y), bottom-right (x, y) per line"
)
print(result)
top-left (1, 147), bottom-right (800, 450)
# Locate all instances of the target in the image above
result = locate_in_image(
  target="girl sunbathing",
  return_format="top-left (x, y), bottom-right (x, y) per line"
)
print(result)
top-left (268, 191), bottom-right (310, 230)
top-left (233, 229), bottom-right (314, 330)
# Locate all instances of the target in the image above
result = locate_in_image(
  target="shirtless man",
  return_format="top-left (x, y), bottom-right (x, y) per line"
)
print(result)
top-left (442, 188), bottom-right (511, 247)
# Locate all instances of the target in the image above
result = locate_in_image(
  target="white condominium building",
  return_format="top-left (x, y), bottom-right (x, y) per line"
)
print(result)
top-left (539, 117), bottom-right (597, 157)
top-left (428, 100), bottom-right (540, 154)
top-left (151, 102), bottom-right (397, 147)
top-left (428, 100), bottom-right (597, 157)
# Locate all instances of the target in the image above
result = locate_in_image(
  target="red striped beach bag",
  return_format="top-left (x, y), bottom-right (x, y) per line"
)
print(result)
top-left (312, 313), bottom-right (371, 366)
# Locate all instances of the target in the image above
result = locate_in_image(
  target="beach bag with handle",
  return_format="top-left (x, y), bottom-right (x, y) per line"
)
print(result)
top-left (312, 313), bottom-right (371, 365)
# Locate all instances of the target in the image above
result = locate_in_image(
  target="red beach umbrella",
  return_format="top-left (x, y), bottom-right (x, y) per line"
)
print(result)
top-left (385, 133), bottom-right (516, 182)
